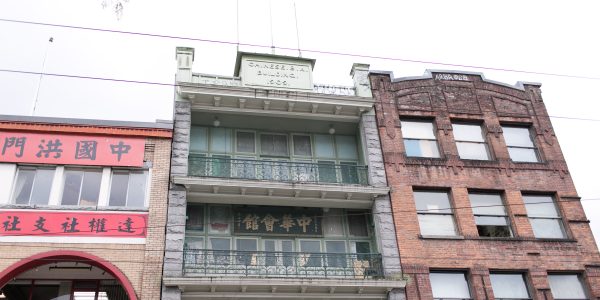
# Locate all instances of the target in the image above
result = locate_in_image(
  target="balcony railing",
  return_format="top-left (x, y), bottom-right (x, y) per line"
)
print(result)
top-left (188, 156), bottom-right (369, 185)
top-left (183, 249), bottom-right (383, 279)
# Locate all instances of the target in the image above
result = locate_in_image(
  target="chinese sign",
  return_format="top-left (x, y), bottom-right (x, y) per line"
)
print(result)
top-left (0, 210), bottom-right (147, 237)
top-left (240, 55), bottom-right (313, 91)
top-left (0, 131), bottom-right (145, 167)
top-left (234, 207), bottom-right (322, 236)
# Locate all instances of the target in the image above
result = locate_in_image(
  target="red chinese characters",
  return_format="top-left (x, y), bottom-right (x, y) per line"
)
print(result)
top-left (0, 210), bottom-right (147, 238)
top-left (0, 131), bottom-right (145, 167)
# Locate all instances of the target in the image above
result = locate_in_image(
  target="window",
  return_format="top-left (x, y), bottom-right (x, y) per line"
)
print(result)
top-left (12, 167), bottom-right (55, 205)
top-left (235, 238), bottom-right (258, 265)
top-left (236, 131), bottom-right (255, 153)
top-left (523, 195), bottom-right (566, 239)
top-left (293, 135), bottom-right (312, 156)
top-left (414, 191), bottom-right (457, 236)
top-left (548, 274), bottom-right (588, 299)
top-left (61, 169), bottom-right (102, 206)
top-left (453, 123), bottom-right (491, 160)
top-left (347, 211), bottom-right (369, 237)
top-left (108, 170), bottom-right (147, 208)
top-left (502, 126), bottom-right (539, 162)
top-left (299, 240), bottom-right (322, 267)
top-left (325, 241), bottom-right (347, 267)
top-left (260, 134), bottom-right (288, 157)
top-left (469, 193), bottom-right (512, 237)
top-left (401, 120), bottom-right (440, 158)
top-left (186, 205), bottom-right (204, 231)
top-left (208, 205), bottom-right (231, 234)
top-left (429, 272), bottom-right (471, 300)
top-left (490, 273), bottom-right (530, 299)
top-left (209, 237), bottom-right (231, 265)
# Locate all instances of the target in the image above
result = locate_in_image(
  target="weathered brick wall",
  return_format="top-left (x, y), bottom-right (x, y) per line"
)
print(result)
top-left (370, 72), bottom-right (600, 299)
top-left (0, 137), bottom-right (171, 300)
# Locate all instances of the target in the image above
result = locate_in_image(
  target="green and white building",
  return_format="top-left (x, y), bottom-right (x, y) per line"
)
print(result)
top-left (161, 47), bottom-right (406, 300)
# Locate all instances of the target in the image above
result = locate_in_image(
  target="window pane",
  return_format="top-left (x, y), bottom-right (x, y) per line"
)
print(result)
top-left (236, 239), bottom-right (257, 265)
top-left (30, 169), bottom-right (54, 205)
top-left (80, 170), bottom-right (102, 206)
top-left (548, 274), bottom-right (587, 299)
top-left (210, 238), bottom-right (230, 250)
top-left (414, 191), bottom-right (453, 214)
top-left (109, 172), bottom-right (128, 206)
top-left (300, 240), bottom-right (321, 267)
top-left (335, 135), bottom-right (358, 159)
top-left (185, 237), bottom-right (204, 249)
top-left (475, 216), bottom-right (509, 226)
top-left (530, 219), bottom-right (566, 239)
top-left (340, 162), bottom-right (359, 184)
top-left (523, 195), bottom-right (559, 217)
top-left (314, 134), bottom-right (335, 158)
top-left (508, 147), bottom-right (539, 162)
top-left (430, 273), bottom-right (471, 299)
top-left (453, 124), bottom-right (485, 142)
top-left (503, 126), bottom-right (534, 147)
top-left (470, 194), bottom-right (506, 216)
top-left (126, 172), bottom-right (147, 207)
top-left (456, 142), bottom-right (490, 160)
top-left (404, 139), bottom-right (440, 158)
top-left (62, 171), bottom-right (83, 206)
top-left (401, 121), bottom-right (436, 139)
top-left (209, 206), bottom-right (231, 234)
top-left (347, 212), bottom-right (369, 237)
top-left (190, 126), bottom-right (208, 152)
top-left (326, 241), bottom-right (346, 268)
top-left (490, 274), bottom-right (530, 299)
top-left (293, 135), bottom-right (312, 156)
top-left (210, 128), bottom-right (232, 153)
top-left (236, 131), bottom-right (255, 153)
top-left (318, 160), bottom-right (337, 183)
top-left (418, 214), bottom-right (457, 236)
top-left (476, 223), bottom-right (512, 238)
top-left (236, 239), bottom-right (257, 251)
top-left (13, 169), bottom-right (35, 204)
top-left (186, 205), bottom-right (204, 231)
top-left (261, 134), bottom-right (288, 156)
top-left (322, 209), bottom-right (344, 236)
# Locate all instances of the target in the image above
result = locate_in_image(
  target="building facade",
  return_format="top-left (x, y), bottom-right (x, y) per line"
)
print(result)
top-left (0, 115), bottom-right (172, 300)
top-left (369, 70), bottom-right (600, 299)
top-left (161, 47), bottom-right (406, 300)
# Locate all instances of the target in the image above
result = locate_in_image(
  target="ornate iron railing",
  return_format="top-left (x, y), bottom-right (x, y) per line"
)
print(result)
top-left (188, 156), bottom-right (369, 185)
top-left (183, 249), bottom-right (383, 279)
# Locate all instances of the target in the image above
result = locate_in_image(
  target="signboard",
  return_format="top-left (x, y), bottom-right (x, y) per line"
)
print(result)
top-left (434, 73), bottom-right (469, 81)
top-left (0, 131), bottom-right (145, 167)
top-left (240, 55), bottom-right (314, 91)
top-left (0, 210), bottom-right (147, 237)
top-left (234, 207), bottom-right (322, 236)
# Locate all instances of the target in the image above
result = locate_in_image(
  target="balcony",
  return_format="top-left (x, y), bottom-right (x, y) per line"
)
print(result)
top-left (188, 155), bottom-right (369, 186)
top-left (183, 249), bottom-right (383, 279)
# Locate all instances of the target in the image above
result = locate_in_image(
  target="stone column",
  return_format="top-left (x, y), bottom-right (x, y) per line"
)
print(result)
top-left (350, 63), bottom-right (373, 98)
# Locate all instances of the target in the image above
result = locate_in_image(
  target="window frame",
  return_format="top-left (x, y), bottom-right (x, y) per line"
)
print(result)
top-left (501, 125), bottom-right (541, 163)
top-left (400, 119), bottom-right (441, 158)
top-left (259, 132), bottom-right (290, 158)
top-left (11, 166), bottom-right (56, 206)
top-left (107, 168), bottom-right (149, 208)
top-left (452, 122), bottom-right (492, 161)
top-left (522, 194), bottom-right (567, 239)
top-left (429, 270), bottom-right (473, 300)
top-left (489, 272), bottom-right (532, 300)
top-left (60, 167), bottom-right (103, 207)
top-left (414, 190), bottom-right (459, 237)
top-left (235, 130), bottom-right (257, 154)
top-left (468, 192), bottom-right (513, 238)
top-left (547, 273), bottom-right (589, 300)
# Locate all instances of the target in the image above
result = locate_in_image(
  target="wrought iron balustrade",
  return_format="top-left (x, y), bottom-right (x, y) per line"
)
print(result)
top-left (188, 156), bottom-right (369, 185)
top-left (183, 249), bottom-right (383, 279)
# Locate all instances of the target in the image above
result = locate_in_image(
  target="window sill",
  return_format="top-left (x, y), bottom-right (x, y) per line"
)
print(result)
top-left (463, 236), bottom-right (577, 243)
top-left (0, 204), bottom-right (149, 212)
top-left (419, 235), bottom-right (465, 240)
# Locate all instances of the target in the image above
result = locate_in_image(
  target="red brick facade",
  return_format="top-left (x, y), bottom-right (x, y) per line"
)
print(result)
top-left (370, 71), bottom-right (600, 299)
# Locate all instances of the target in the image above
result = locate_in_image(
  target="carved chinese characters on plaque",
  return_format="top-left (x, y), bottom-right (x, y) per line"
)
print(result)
top-left (234, 207), bottom-right (322, 236)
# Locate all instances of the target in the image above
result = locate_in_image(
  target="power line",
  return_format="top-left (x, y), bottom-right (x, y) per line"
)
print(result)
top-left (2, 67), bottom-right (600, 124)
top-left (0, 18), bottom-right (599, 81)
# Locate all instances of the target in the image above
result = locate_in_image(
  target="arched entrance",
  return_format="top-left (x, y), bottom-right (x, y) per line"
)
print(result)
top-left (0, 250), bottom-right (137, 300)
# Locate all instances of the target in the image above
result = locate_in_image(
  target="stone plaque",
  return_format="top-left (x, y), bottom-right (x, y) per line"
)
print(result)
top-left (239, 55), bottom-right (314, 91)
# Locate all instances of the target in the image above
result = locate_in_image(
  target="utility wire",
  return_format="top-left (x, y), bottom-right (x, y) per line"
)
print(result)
top-left (0, 18), bottom-right (599, 80)
top-left (2, 67), bottom-right (600, 123)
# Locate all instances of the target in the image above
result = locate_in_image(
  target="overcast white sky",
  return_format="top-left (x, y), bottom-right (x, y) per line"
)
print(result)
top-left (1, 0), bottom-right (600, 244)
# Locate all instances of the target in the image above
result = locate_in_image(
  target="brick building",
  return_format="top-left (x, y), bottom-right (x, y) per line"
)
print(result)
top-left (368, 69), bottom-right (600, 299)
top-left (0, 115), bottom-right (172, 300)
top-left (161, 47), bottom-right (406, 299)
